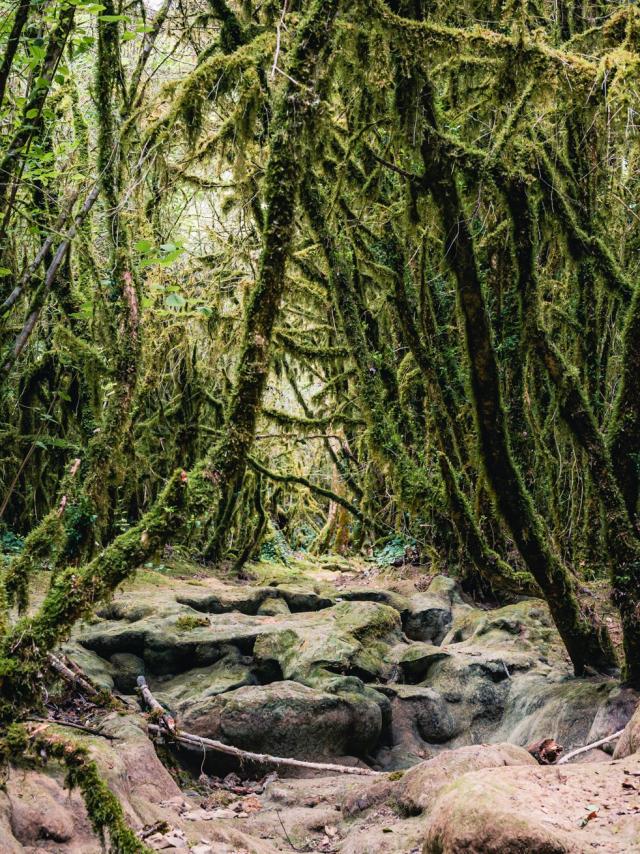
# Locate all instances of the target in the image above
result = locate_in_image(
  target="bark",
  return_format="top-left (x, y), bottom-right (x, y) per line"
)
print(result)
top-left (505, 178), bottom-right (640, 686)
top-left (202, 0), bottom-right (342, 559)
top-left (0, 0), bottom-right (31, 112)
top-left (418, 83), bottom-right (616, 676)
top-left (0, 3), bottom-right (75, 225)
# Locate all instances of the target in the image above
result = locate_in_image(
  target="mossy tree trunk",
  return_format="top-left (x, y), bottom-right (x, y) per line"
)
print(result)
top-left (505, 177), bottom-right (640, 686)
top-left (201, 0), bottom-right (342, 559)
top-left (417, 83), bottom-right (616, 676)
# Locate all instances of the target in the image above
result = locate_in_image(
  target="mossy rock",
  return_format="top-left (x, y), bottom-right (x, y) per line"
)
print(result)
top-left (176, 680), bottom-right (382, 759)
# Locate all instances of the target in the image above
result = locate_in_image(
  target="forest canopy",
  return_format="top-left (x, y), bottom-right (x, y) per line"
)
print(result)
top-left (1, 0), bottom-right (640, 735)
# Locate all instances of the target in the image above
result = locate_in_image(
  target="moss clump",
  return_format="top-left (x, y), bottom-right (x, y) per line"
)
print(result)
top-left (388, 770), bottom-right (404, 781)
top-left (175, 614), bottom-right (210, 631)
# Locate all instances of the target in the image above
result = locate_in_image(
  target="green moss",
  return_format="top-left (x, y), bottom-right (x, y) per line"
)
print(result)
top-left (0, 725), bottom-right (149, 853)
top-left (175, 614), bottom-right (210, 631)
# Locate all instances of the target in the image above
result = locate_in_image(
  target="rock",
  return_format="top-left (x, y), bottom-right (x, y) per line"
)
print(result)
top-left (338, 587), bottom-right (410, 616)
top-left (404, 593), bottom-right (452, 644)
top-left (373, 685), bottom-right (461, 768)
top-left (77, 606), bottom-right (272, 675)
top-left (177, 587), bottom-right (277, 615)
top-left (387, 642), bottom-right (451, 682)
top-left (256, 597), bottom-right (290, 616)
top-left (110, 652), bottom-right (145, 694)
top-left (6, 771), bottom-right (76, 844)
top-left (588, 687), bottom-right (639, 752)
top-left (61, 640), bottom-right (116, 690)
top-left (178, 584), bottom-right (333, 615)
top-left (253, 600), bottom-right (402, 683)
top-left (152, 650), bottom-right (255, 706)
top-left (0, 792), bottom-right (21, 854)
top-left (421, 748), bottom-right (640, 853)
top-left (395, 743), bottom-right (537, 815)
top-left (613, 700), bottom-right (640, 759)
top-left (177, 680), bottom-right (382, 759)
top-left (275, 584), bottom-right (334, 612)
top-left (494, 675), bottom-right (636, 753)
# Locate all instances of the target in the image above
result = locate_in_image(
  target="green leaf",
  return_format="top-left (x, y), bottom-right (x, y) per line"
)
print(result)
top-left (134, 239), bottom-right (153, 253)
top-left (165, 293), bottom-right (186, 309)
top-left (121, 31), bottom-right (137, 40)
top-left (0, 267), bottom-right (12, 277)
top-left (98, 14), bottom-right (127, 21)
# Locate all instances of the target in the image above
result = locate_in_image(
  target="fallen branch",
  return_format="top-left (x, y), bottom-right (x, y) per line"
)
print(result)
top-left (147, 724), bottom-right (380, 776)
top-left (556, 729), bottom-right (625, 764)
top-left (139, 671), bottom-right (379, 776)
top-left (136, 675), bottom-right (175, 732)
top-left (48, 653), bottom-right (99, 698)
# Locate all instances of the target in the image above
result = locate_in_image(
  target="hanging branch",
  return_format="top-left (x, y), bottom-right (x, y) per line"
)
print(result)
top-left (1, 184), bottom-right (101, 374)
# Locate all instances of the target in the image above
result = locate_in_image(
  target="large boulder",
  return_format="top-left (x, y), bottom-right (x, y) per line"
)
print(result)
top-left (613, 700), bottom-right (640, 759)
top-left (421, 748), bottom-right (640, 853)
top-left (396, 742), bottom-right (536, 815)
top-left (253, 600), bottom-right (402, 683)
top-left (177, 680), bottom-right (382, 759)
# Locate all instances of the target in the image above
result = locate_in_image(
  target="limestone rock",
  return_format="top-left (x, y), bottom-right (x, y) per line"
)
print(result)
top-left (613, 700), bottom-right (640, 759)
top-left (110, 651), bottom-right (145, 694)
top-left (404, 593), bottom-right (452, 644)
top-left (177, 680), bottom-right (382, 759)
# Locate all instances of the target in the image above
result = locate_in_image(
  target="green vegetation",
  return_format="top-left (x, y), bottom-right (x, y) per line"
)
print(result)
top-left (0, 2), bottom-right (639, 844)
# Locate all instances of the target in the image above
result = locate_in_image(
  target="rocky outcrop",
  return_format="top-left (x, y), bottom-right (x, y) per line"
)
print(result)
top-left (67, 563), bottom-right (637, 772)
top-left (614, 701), bottom-right (640, 759)
top-left (178, 680), bottom-right (382, 759)
top-left (421, 748), bottom-right (640, 853)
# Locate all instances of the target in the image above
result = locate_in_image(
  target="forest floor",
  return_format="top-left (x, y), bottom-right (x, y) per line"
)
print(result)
top-left (4, 554), bottom-right (640, 852)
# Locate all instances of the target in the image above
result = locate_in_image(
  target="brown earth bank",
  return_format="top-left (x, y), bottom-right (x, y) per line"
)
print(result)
top-left (4, 556), bottom-right (640, 852)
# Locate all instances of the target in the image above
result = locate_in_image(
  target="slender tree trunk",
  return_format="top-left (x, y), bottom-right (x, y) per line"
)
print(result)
top-left (418, 83), bottom-right (616, 676)
top-left (505, 178), bottom-right (640, 686)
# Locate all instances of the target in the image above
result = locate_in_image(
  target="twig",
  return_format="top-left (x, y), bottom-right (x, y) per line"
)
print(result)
top-left (147, 724), bottom-right (380, 777)
top-left (270, 0), bottom-right (288, 80)
top-left (556, 729), bottom-right (625, 764)
top-left (26, 716), bottom-right (115, 740)
top-left (276, 809), bottom-right (303, 851)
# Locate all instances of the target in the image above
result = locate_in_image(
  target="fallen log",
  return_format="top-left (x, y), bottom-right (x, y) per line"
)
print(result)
top-left (556, 729), bottom-right (625, 765)
top-left (147, 723), bottom-right (380, 777)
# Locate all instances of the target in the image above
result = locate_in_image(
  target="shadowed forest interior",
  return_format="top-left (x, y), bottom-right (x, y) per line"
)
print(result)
top-left (1, 1), bottom-right (640, 852)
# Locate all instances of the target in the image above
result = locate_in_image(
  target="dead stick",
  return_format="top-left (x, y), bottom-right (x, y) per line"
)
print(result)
top-left (147, 723), bottom-right (380, 777)
top-left (556, 729), bottom-right (625, 764)
top-left (136, 675), bottom-right (175, 732)
top-left (48, 653), bottom-right (99, 697)
top-left (26, 716), bottom-right (115, 740)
